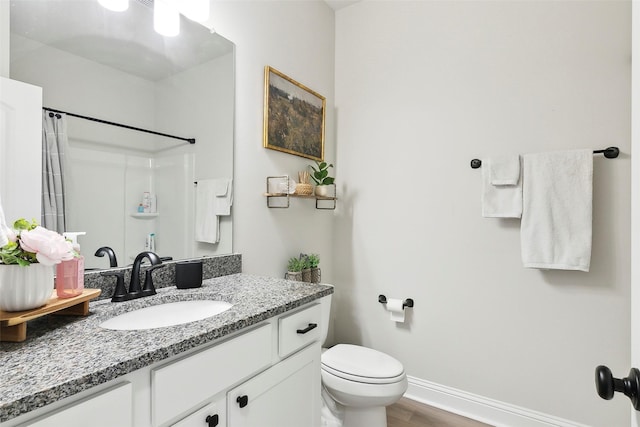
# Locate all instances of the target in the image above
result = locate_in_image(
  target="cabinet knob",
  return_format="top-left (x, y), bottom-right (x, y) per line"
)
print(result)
top-left (237, 395), bottom-right (249, 408)
top-left (205, 414), bottom-right (219, 427)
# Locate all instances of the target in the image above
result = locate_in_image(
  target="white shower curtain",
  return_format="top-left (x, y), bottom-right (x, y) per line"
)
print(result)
top-left (41, 111), bottom-right (68, 232)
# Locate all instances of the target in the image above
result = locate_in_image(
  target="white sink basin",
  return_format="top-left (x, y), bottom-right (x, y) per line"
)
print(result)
top-left (99, 300), bottom-right (233, 330)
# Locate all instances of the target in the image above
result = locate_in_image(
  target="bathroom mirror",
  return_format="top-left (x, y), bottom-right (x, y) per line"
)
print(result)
top-left (9, 0), bottom-right (235, 269)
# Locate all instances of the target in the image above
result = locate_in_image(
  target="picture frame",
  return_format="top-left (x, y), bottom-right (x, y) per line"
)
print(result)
top-left (263, 66), bottom-right (326, 161)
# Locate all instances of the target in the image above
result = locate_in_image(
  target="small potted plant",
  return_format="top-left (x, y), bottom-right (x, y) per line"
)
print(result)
top-left (0, 218), bottom-right (75, 311)
top-left (307, 253), bottom-right (321, 283)
top-left (309, 161), bottom-right (335, 197)
top-left (300, 255), bottom-right (312, 283)
top-left (285, 257), bottom-right (304, 281)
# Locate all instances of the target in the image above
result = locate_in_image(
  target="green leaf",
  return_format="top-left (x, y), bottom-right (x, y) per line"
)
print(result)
top-left (324, 177), bottom-right (335, 185)
top-left (13, 218), bottom-right (30, 230)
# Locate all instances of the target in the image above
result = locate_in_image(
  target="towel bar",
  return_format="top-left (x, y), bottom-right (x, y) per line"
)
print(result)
top-left (470, 146), bottom-right (619, 169)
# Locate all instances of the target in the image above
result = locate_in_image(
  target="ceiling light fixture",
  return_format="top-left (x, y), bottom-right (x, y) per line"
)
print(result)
top-left (98, 0), bottom-right (208, 37)
top-left (98, 0), bottom-right (129, 12)
top-left (153, 0), bottom-right (180, 37)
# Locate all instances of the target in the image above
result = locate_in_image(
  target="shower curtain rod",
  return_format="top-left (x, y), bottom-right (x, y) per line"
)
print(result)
top-left (43, 107), bottom-right (196, 144)
top-left (469, 146), bottom-right (619, 169)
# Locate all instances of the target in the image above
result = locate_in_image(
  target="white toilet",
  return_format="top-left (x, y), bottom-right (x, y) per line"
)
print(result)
top-left (319, 294), bottom-right (408, 427)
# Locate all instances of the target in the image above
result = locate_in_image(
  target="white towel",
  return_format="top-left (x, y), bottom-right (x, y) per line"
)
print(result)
top-left (213, 178), bottom-right (233, 216)
top-left (481, 156), bottom-right (522, 218)
top-left (490, 155), bottom-right (521, 185)
top-left (521, 149), bottom-right (593, 272)
top-left (195, 180), bottom-right (220, 244)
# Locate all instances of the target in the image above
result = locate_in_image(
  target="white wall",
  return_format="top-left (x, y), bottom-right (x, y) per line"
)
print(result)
top-left (207, 1), bottom-right (336, 281)
top-left (334, 1), bottom-right (630, 426)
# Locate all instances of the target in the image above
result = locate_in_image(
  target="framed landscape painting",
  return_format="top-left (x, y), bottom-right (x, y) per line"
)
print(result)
top-left (263, 66), bottom-right (326, 161)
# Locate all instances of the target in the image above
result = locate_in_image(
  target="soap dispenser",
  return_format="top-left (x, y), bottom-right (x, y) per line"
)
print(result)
top-left (56, 232), bottom-right (86, 298)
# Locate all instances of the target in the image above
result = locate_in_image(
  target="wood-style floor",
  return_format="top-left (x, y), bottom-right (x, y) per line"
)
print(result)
top-left (387, 397), bottom-right (494, 427)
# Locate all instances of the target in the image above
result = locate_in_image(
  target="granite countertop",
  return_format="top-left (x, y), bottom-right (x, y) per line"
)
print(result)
top-left (0, 273), bottom-right (333, 423)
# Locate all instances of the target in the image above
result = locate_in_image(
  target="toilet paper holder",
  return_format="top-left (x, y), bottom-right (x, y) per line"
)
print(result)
top-left (378, 294), bottom-right (414, 309)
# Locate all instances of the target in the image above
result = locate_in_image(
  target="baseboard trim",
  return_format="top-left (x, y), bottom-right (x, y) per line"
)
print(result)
top-left (404, 376), bottom-right (591, 427)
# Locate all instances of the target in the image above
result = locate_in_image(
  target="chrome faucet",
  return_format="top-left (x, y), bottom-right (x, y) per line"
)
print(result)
top-left (103, 251), bottom-right (164, 302)
top-left (94, 246), bottom-right (118, 267)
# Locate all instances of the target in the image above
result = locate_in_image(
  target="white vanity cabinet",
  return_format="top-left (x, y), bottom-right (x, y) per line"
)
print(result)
top-left (153, 324), bottom-right (272, 426)
top-left (170, 303), bottom-right (323, 427)
top-left (2, 300), bottom-right (325, 427)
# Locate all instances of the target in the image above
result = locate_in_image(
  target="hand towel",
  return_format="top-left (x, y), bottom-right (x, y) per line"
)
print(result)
top-left (213, 178), bottom-right (233, 216)
top-left (520, 149), bottom-right (593, 272)
top-left (195, 179), bottom-right (220, 244)
top-left (481, 156), bottom-right (522, 218)
top-left (490, 155), bottom-right (521, 185)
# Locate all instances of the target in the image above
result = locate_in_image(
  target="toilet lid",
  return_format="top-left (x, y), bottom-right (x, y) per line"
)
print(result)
top-left (321, 344), bottom-right (405, 384)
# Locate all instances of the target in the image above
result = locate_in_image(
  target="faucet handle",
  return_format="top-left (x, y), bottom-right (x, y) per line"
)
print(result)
top-left (101, 270), bottom-right (127, 302)
top-left (142, 264), bottom-right (166, 296)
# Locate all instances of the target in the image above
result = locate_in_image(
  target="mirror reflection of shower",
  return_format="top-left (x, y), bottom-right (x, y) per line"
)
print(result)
top-left (9, 0), bottom-right (235, 269)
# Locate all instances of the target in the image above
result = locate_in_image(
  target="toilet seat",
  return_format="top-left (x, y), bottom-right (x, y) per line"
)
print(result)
top-left (321, 344), bottom-right (405, 385)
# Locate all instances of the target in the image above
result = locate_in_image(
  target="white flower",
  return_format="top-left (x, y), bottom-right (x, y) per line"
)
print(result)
top-left (19, 226), bottom-right (74, 266)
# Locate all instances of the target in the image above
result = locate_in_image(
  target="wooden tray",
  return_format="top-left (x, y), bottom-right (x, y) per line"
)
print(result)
top-left (0, 288), bottom-right (101, 342)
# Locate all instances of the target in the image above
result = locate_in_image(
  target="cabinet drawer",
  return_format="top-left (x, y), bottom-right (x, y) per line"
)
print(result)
top-left (278, 303), bottom-right (321, 358)
top-left (152, 324), bottom-right (272, 426)
top-left (20, 382), bottom-right (132, 427)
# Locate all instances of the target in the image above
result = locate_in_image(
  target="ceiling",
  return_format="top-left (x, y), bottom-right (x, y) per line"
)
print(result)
top-left (9, 0), bottom-right (233, 81)
top-left (324, 0), bottom-right (361, 11)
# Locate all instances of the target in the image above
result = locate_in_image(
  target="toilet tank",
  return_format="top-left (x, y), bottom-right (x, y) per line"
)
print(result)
top-left (319, 292), bottom-right (333, 346)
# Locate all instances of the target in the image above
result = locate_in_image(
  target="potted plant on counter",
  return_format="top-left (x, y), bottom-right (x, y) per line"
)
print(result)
top-left (300, 255), bottom-right (312, 283)
top-left (307, 253), bottom-right (321, 283)
top-left (0, 218), bottom-right (75, 311)
top-left (309, 161), bottom-right (335, 197)
top-left (285, 257), bottom-right (304, 281)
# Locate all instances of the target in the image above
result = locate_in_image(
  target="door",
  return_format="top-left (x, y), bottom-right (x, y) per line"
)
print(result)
top-left (0, 77), bottom-right (42, 222)
top-left (632, 1), bottom-right (640, 426)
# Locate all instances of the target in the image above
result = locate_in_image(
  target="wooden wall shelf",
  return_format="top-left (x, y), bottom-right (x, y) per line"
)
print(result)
top-left (265, 176), bottom-right (337, 209)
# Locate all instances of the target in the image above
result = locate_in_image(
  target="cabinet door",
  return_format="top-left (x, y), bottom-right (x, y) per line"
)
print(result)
top-left (171, 399), bottom-right (225, 427)
top-left (228, 343), bottom-right (320, 427)
top-left (20, 382), bottom-right (132, 427)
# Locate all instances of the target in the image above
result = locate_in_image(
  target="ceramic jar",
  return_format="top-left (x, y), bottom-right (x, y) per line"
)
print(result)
top-left (0, 264), bottom-right (54, 311)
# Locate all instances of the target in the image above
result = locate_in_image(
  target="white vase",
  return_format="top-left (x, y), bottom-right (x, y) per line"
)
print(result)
top-left (315, 185), bottom-right (329, 197)
top-left (0, 264), bottom-right (54, 311)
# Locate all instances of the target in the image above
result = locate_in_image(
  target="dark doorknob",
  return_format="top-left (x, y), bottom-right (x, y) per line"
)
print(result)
top-left (595, 365), bottom-right (640, 410)
top-left (205, 414), bottom-right (219, 427)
